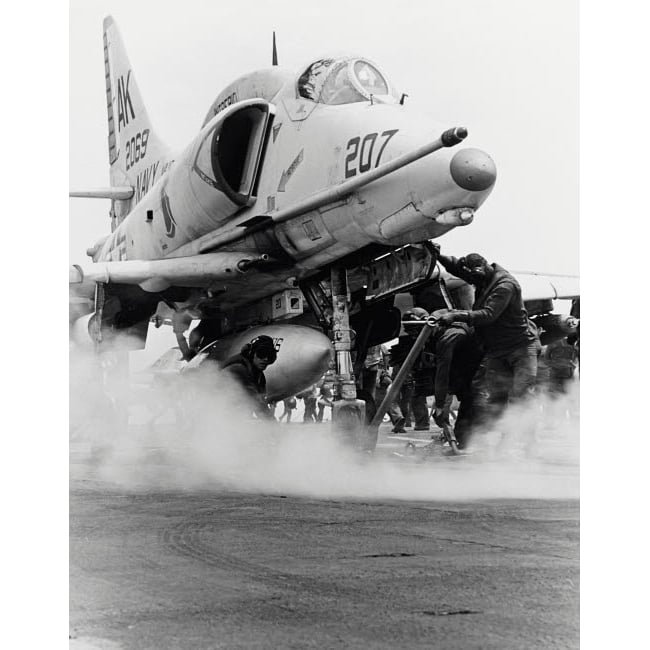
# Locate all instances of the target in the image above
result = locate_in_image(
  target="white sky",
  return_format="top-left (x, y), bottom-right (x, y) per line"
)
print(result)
top-left (69, 0), bottom-right (578, 274)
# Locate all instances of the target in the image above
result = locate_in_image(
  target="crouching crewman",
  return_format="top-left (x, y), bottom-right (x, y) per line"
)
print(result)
top-left (220, 335), bottom-right (278, 421)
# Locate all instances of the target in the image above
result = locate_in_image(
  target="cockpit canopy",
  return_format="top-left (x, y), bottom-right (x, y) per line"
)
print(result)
top-left (297, 57), bottom-right (399, 105)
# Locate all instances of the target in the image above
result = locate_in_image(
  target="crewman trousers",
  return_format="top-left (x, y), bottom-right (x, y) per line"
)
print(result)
top-left (484, 341), bottom-right (538, 424)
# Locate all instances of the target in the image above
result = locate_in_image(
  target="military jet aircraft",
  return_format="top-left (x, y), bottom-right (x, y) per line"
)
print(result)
top-left (70, 17), bottom-right (574, 443)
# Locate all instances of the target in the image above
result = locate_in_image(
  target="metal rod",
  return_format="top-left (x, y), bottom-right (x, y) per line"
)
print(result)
top-left (437, 265), bottom-right (455, 310)
top-left (92, 282), bottom-right (105, 352)
top-left (369, 318), bottom-right (437, 428)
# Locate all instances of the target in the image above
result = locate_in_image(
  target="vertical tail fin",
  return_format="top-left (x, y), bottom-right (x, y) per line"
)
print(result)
top-left (103, 16), bottom-right (170, 189)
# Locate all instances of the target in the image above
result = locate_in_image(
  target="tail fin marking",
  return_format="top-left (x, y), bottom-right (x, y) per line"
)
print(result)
top-left (103, 28), bottom-right (119, 165)
top-left (102, 16), bottom-right (171, 188)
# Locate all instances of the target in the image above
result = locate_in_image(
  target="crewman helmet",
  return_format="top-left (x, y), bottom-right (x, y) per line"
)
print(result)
top-left (243, 335), bottom-right (278, 363)
top-left (461, 253), bottom-right (490, 282)
top-left (402, 307), bottom-right (429, 336)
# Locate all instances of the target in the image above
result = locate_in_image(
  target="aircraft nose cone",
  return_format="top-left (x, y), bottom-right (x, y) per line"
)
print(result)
top-left (450, 148), bottom-right (497, 192)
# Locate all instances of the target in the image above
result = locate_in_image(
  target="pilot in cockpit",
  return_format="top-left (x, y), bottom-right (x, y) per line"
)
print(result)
top-left (298, 57), bottom-right (397, 106)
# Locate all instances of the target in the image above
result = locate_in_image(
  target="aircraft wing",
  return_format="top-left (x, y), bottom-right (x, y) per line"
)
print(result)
top-left (69, 252), bottom-right (270, 293)
top-left (512, 271), bottom-right (579, 302)
top-left (437, 267), bottom-right (579, 302)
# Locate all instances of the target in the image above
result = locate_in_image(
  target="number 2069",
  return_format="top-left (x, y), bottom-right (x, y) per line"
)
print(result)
top-left (125, 129), bottom-right (150, 171)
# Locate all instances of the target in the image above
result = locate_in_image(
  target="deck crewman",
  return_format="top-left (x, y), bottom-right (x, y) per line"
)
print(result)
top-left (433, 245), bottom-right (538, 429)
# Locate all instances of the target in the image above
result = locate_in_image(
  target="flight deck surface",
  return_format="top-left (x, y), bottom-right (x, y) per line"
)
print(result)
top-left (70, 423), bottom-right (579, 649)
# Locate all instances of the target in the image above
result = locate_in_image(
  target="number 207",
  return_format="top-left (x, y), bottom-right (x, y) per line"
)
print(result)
top-left (344, 129), bottom-right (399, 179)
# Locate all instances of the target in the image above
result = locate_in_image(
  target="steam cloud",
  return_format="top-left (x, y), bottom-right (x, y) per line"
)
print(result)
top-left (70, 336), bottom-right (579, 501)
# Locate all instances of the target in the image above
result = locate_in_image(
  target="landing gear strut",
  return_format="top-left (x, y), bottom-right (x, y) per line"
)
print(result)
top-left (329, 266), bottom-right (370, 448)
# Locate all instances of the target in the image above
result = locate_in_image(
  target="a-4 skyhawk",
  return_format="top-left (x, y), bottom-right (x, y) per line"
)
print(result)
top-left (71, 16), bottom-right (570, 447)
